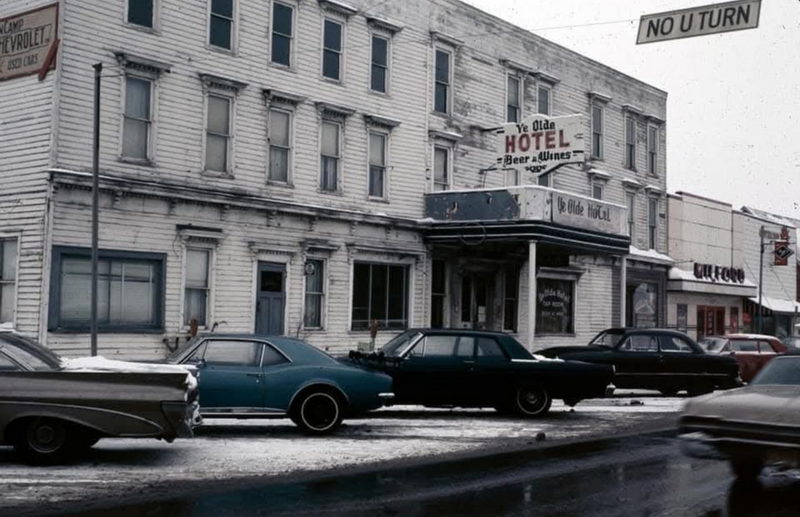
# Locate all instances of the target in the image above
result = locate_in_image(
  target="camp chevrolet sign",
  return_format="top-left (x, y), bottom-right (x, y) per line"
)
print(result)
top-left (0, 4), bottom-right (58, 81)
top-left (496, 114), bottom-right (585, 175)
top-left (637, 0), bottom-right (761, 45)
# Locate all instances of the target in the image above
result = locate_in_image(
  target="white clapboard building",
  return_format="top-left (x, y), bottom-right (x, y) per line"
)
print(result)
top-left (0, 0), bottom-right (668, 358)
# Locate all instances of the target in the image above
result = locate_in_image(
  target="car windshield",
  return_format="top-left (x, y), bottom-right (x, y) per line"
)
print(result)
top-left (589, 331), bottom-right (625, 348)
top-left (751, 357), bottom-right (800, 385)
top-left (380, 331), bottom-right (422, 358)
top-left (699, 337), bottom-right (728, 353)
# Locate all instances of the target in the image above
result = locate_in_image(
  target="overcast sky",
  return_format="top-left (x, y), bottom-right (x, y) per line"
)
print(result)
top-left (463, 0), bottom-right (800, 219)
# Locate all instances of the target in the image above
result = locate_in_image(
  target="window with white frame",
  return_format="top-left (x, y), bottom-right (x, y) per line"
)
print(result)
top-left (271, 2), bottom-right (293, 66)
top-left (625, 116), bottom-right (637, 170)
top-left (322, 19), bottom-right (343, 81)
top-left (434, 49), bottom-right (451, 114)
top-left (592, 181), bottom-right (604, 200)
top-left (268, 108), bottom-right (291, 183)
top-left (128, 0), bottom-right (155, 28)
top-left (626, 191), bottom-right (636, 237)
top-left (122, 76), bottom-right (153, 161)
top-left (591, 104), bottom-right (603, 159)
top-left (205, 94), bottom-right (232, 173)
top-left (371, 35), bottom-right (389, 93)
top-left (0, 238), bottom-right (17, 325)
top-left (320, 120), bottom-right (341, 192)
top-left (209, 0), bottom-right (235, 50)
top-left (369, 132), bottom-right (387, 198)
top-left (303, 259), bottom-right (325, 329)
top-left (507, 75), bottom-right (521, 123)
top-left (351, 262), bottom-right (409, 330)
top-left (184, 248), bottom-right (210, 327)
top-left (433, 145), bottom-right (450, 191)
top-left (648, 197), bottom-right (659, 249)
top-left (648, 125), bottom-right (658, 176)
top-left (537, 85), bottom-right (551, 115)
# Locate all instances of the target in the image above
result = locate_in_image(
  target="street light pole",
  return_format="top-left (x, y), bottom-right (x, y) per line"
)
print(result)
top-left (757, 225), bottom-right (764, 335)
top-left (91, 62), bottom-right (102, 356)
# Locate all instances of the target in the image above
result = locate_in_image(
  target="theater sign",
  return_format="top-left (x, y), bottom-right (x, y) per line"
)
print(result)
top-left (0, 4), bottom-right (59, 81)
top-left (496, 114), bottom-right (585, 176)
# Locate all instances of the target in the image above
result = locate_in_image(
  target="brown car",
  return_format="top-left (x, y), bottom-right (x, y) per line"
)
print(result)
top-left (699, 334), bottom-right (788, 382)
top-left (0, 332), bottom-right (199, 464)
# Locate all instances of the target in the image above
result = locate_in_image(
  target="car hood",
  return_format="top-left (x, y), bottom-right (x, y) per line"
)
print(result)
top-left (683, 385), bottom-right (800, 425)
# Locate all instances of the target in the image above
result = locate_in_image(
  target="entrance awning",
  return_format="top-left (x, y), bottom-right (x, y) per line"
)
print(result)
top-left (668, 267), bottom-right (757, 297)
top-left (748, 296), bottom-right (800, 314)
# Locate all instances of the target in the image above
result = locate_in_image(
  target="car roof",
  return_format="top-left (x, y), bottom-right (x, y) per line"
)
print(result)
top-left (724, 333), bottom-right (780, 340)
top-left (599, 328), bottom-right (690, 335)
top-left (405, 328), bottom-right (513, 337)
top-left (191, 333), bottom-right (338, 365)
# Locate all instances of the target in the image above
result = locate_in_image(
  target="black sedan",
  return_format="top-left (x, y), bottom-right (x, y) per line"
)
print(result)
top-left (538, 328), bottom-right (741, 396)
top-left (348, 329), bottom-right (614, 417)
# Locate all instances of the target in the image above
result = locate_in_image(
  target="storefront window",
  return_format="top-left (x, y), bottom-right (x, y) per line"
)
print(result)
top-left (536, 278), bottom-right (574, 335)
top-left (630, 282), bottom-right (658, 328)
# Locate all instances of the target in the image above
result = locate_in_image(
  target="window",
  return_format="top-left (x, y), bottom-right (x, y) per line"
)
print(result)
top-left (629, 282), bottom-right (658, 328)
top-left (507, 75), bottom-right (521, 123)
top-left (370, 35), bottom-right (389, 93)
top-left (128, 0), bottom-right (154, 28)
top-left (209, 0), bottom-right (234, 50)
top-left (0, 353), bottom-right (19, 372)
top-left (268, 108), bottom-right (291, 183)
top-left (320, 120), bottom-right (340, 192)
top-left (505, 168), bottom-right (519, 187)
top-left (433, 146), bottom-right (450, 191)
top-left (262, 344), bottom-right (289, 366)
top-left (304, 259), bottom-right (325, 329)
top-left (537, 85), bottom-right (551, 115)
top-left (0, 238), bottom-right (17, 325)
top-left (625, 116), bottom-right (636, 170)
top-left (410, 335), bottom-right (457, 357)
top-left (535, 277), bottom-right (574, 335)
top-left (620, 334), bottom-right (658, 352)
top-left (205, 94), bottom-right (231, 173)
top-left (368, 132), bottom-right (387, 198)
top-left (660, 336), bottom-right (693, 353)
top-left (648, 197), bottom-right (658, 249)
top-left (184, 249), bottom-right (210, 327)
top-left (351, 262), bottom-right (409, 330)
top-left (503, 269), bottom-right (518, 332)
top-left (537, 173), bottom-right (551, 187)
top-left (592, 182), bottom-right (604, 200)
top-left (591, 105), bottom-right (603, 159)
top-left (434, 49), bottom-right (451, 114)
top-left (626, 192), bottom-right (636, 237)
top-left (204, 340), bottom-right (261, 366)
top-left (322, 19), bottom-right (343, 81)
top-left (759, 341), bottom-right (778, 354)
top-left (271, 2), bottom-right (293, 66)
top-left (49, 247), bottom-right (165, 332)
top-left (122, 76), bottom-right (153, 161)
top-left (477, 337), bottom-right (504, 358)
top-left (431, 260), bottom-right (446, 329)
top-left (648, 126), bottom-right (658, 175)
top-left (730, 340), bottom-right (758, 352)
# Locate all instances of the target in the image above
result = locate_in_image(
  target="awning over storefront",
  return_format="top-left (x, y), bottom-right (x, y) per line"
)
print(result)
top-left (668, 267), bottom-right (758, 297)
top-left (748, 296), bottom-right (800, 314)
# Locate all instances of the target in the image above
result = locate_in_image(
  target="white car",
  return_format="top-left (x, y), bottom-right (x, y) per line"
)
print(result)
top-left (679, 354), bottom-right (800, 482)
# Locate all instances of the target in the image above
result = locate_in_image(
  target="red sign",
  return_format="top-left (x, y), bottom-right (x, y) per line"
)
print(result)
top-left (774, 241), bottom-right (794, 266)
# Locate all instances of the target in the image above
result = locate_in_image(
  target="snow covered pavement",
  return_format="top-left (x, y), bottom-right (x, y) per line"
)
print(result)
top-left (0, 393), bottom-right (684, 514)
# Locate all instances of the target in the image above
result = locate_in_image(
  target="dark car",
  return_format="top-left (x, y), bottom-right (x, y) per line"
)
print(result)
top-left (347, 329), bottom-right (614, 417)
top-left (0, 332), bottom-right (198, 464)
top-left (167, 334), bottom-right (394, 434)
top-left (539, 328), bottom-right (741, 396)
top-left (699, 334), bottom-right (788, 382)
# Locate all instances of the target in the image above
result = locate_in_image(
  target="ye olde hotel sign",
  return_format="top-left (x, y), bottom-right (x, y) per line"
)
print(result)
top-left (552, 192), bottom-right (622, 235)
top-left (0, 4), bottom-right (58, 81)
top-left (637, 0), bottom-right (761, 44)
top-left (497, 114), bottom-right (585, 175)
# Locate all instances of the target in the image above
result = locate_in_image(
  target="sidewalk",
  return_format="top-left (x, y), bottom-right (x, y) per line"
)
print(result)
top-left (0, 393), bottom-right (684, 515)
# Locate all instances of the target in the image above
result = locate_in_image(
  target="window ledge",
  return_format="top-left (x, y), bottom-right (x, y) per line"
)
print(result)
top-left (123, 23), bottom-right (159, 35)
top-left (367, 196), bottom-right (390, 204)
top-left (317, 189), bottom-right (344, 196)
top-left (321, 76), bottom-right (344, 86)
top-left (119, 156), bottom-right (155, 167)
top-left (267, 180), bottom-right (295, 188)
top-left (201, 170), bottom-right (235, 180)
top-left (206, 45), bottom-right (237, 57)
top-left (268, 62), bottom-right (297, 73)
top-left (49, 328), bottom-right (166, 335)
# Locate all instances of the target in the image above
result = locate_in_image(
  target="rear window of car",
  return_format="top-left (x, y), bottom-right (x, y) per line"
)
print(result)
top-left (729, 340), bottom-right (758, 352)
top-left (752, 357), bottom-right (800, 385)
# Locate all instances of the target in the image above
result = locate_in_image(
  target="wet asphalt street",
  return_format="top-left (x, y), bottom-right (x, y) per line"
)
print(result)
top-left (71, 433), bottom-right (800, 517)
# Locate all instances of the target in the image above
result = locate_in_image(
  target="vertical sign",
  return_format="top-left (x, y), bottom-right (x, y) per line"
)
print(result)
top-left (0, 4), bottom-right (59, 81)
top-left (637, 0), bottom-right (761, 44)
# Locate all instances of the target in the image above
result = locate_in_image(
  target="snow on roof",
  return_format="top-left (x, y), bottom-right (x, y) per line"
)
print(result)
top-left (629, 245), bottom-right (674, 265)
top-left (748, 296), bottom-right (800, 314)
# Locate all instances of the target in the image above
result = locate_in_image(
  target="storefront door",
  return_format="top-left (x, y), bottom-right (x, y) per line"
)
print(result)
top-left (697, 306), bottom-right (725, 341)
top-left (460, 274), bottom-right (494, 330)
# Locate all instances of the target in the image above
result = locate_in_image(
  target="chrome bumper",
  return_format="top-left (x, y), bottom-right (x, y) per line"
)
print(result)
top-left (378, 392), bottom-right (395, 406)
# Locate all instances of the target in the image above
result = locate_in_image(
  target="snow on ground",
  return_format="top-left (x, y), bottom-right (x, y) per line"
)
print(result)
top-left (0, 393), bottom-right (684, 514)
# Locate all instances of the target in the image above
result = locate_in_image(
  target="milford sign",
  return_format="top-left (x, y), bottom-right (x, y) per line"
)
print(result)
top-left (693, 263), bottom-right (746, 284)
top-left (496, 114), bottom-right (585, 175)
top-left (0, 4), bottom-right (59, 81)
top-left (637, 0), bottom-right (761, 45)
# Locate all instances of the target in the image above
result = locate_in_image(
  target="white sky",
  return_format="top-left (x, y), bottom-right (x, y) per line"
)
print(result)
top-left (462, 0), bottom-right (800, 219)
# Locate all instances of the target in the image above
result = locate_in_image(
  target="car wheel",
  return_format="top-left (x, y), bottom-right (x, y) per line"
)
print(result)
top-left (514, 385), bottom-right (552, 417)
top-left (731, 458), bottom-right (763, 482)
top-left (293, 389), bottom-right (344, 435)
top-left (14, 418), bottom-right (73, 464)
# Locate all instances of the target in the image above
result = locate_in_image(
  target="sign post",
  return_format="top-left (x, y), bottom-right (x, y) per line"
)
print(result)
top-left (637, 0), bottom-right (761, 45)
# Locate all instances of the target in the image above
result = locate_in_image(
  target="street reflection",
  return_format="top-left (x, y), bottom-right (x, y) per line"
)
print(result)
top-left (727, 476), bottom-right (800, 517)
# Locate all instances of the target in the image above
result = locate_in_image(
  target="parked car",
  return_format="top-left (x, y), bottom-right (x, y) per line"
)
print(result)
top-left (538, 328), bottom-right (741, 396)
top-left (679, 354), bottom-right (800, 482)
top-left (166, 334), bottom-right (394, 434)
top-left (347, 329), bottom-right (614, 417)
top-left (699, 334), bottom-right (788, 382)
top-left (0, 332), bottom-right (198, 464)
